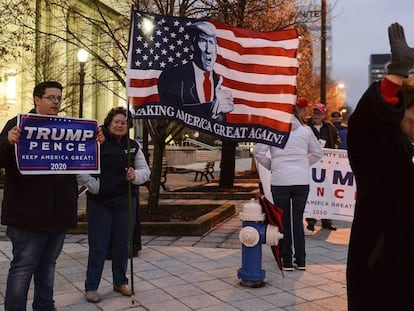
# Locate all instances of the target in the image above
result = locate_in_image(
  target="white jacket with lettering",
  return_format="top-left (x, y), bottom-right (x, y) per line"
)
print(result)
top-left (253, 116), bottom-right (323, 186)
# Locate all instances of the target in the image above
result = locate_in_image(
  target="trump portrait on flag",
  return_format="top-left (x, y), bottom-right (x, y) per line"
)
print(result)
top-left (158, 21), bottom-right (234, 123)
top-left (126, 11), bottom-right (299, 148)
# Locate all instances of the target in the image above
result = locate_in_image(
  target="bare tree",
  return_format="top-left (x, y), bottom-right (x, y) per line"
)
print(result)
top-left (0, 0), bottom-right (35, 59)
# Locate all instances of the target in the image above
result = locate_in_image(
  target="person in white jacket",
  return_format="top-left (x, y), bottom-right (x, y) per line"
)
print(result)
top-left (253, 108), bottom-right (323, 271)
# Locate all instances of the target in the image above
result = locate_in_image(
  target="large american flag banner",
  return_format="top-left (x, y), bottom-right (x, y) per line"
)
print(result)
top-left (126, 11), bottom-right (299, 148)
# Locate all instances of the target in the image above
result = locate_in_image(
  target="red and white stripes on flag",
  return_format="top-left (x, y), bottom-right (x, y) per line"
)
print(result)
top-left (126, 11), bottom-right (299, 147)
top-left (210, 21), bottom-right (298, 133)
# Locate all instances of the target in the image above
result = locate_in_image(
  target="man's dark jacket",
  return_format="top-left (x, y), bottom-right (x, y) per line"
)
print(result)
top-left (347, 82), bottom-right (414, 310)
top-left (157, 63), bottom-right (220, 117)
top-left (308, 119), bottom-right (340, 149)
top-left (0, 110), bottom-right (78, 232)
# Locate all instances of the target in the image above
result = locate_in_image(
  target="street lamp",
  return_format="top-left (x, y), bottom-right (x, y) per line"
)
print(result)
top-left (336, 82), bottom-right (346, 106)
top-left (320, 0), bottom-right (327, 105)
top-left (77, 48), bottom-right (88, 118)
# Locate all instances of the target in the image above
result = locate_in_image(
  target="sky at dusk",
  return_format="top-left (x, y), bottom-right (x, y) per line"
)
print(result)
top-left (331, 0), bottom-right (414, 110)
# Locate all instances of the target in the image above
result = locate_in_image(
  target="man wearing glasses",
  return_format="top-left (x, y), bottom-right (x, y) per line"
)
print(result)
top-left (0, 81), bottom-right (103, 311)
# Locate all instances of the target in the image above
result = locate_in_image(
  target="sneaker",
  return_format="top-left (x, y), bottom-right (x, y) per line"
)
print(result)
top-left (294, 260), bottom-right (306, 270)
top-left (85, 290), bottom-right (101, 303)
top-left (282, 262), bottom-right (294, 271)
top-left (322, 223), bottom-right (337, 231)
top-left (306, 223), bottom-right (315, 232)
top-left (114, 284), bottom-right (132, 296)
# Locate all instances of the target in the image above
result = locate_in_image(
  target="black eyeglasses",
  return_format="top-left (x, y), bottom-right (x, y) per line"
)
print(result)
top-left (41, 95), bottom-right (63, 103)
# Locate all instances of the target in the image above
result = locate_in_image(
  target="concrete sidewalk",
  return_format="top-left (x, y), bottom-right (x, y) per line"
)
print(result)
top-left (0, 157), bottom-right (350, 310)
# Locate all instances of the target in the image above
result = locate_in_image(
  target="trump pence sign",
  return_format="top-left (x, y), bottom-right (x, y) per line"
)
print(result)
top-left (15, 114), bottom-right (100, 174)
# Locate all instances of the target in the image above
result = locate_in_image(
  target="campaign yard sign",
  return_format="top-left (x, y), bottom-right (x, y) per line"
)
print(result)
top-left (304, 148), bottom-right (355, 221)
top-left (16, 114), bottom-right (100, 175)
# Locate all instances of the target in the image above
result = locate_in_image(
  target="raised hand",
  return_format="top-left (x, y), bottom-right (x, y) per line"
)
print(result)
top-left (387, 23), bottom-right (414, 77)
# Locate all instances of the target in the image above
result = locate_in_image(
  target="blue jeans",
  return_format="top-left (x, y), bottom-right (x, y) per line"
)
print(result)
top-left (85, 196), bottom-right (136, 291)
top-left (271, 185), bottom-right (309, 263)
top-left (5, 226), bottom-right (66, 311)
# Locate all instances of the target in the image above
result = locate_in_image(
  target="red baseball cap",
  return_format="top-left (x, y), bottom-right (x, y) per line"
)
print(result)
top-left (296, 97), bottom-right (309, 108)
top-left (313, 103), bottom-right (327, 114)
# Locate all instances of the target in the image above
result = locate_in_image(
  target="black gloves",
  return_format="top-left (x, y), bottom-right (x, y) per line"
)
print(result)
top-left (387, 23), bottom-right (414, 77)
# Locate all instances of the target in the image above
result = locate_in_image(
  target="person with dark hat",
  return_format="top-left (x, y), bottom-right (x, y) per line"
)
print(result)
top-left (330, 111), bottom-right (348, 149)
top-left (330, 111), bottom-right (342, 119)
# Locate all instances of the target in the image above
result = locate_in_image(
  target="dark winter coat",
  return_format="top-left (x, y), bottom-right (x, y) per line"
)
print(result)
top-left (86, 127), bottom-right (140, 201)
top-left (347, 82), bottom-right (414, 310)
top-left (157, 63), bottom-right (221, 119)
top-left (308, 120), bottom-right (340, 149)
top-left (0, 111), bottom-right (78, 232)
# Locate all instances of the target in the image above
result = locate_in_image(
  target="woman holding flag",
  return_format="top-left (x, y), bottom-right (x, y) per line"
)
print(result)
top-left (77, 107), bottom-right (150, 303)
